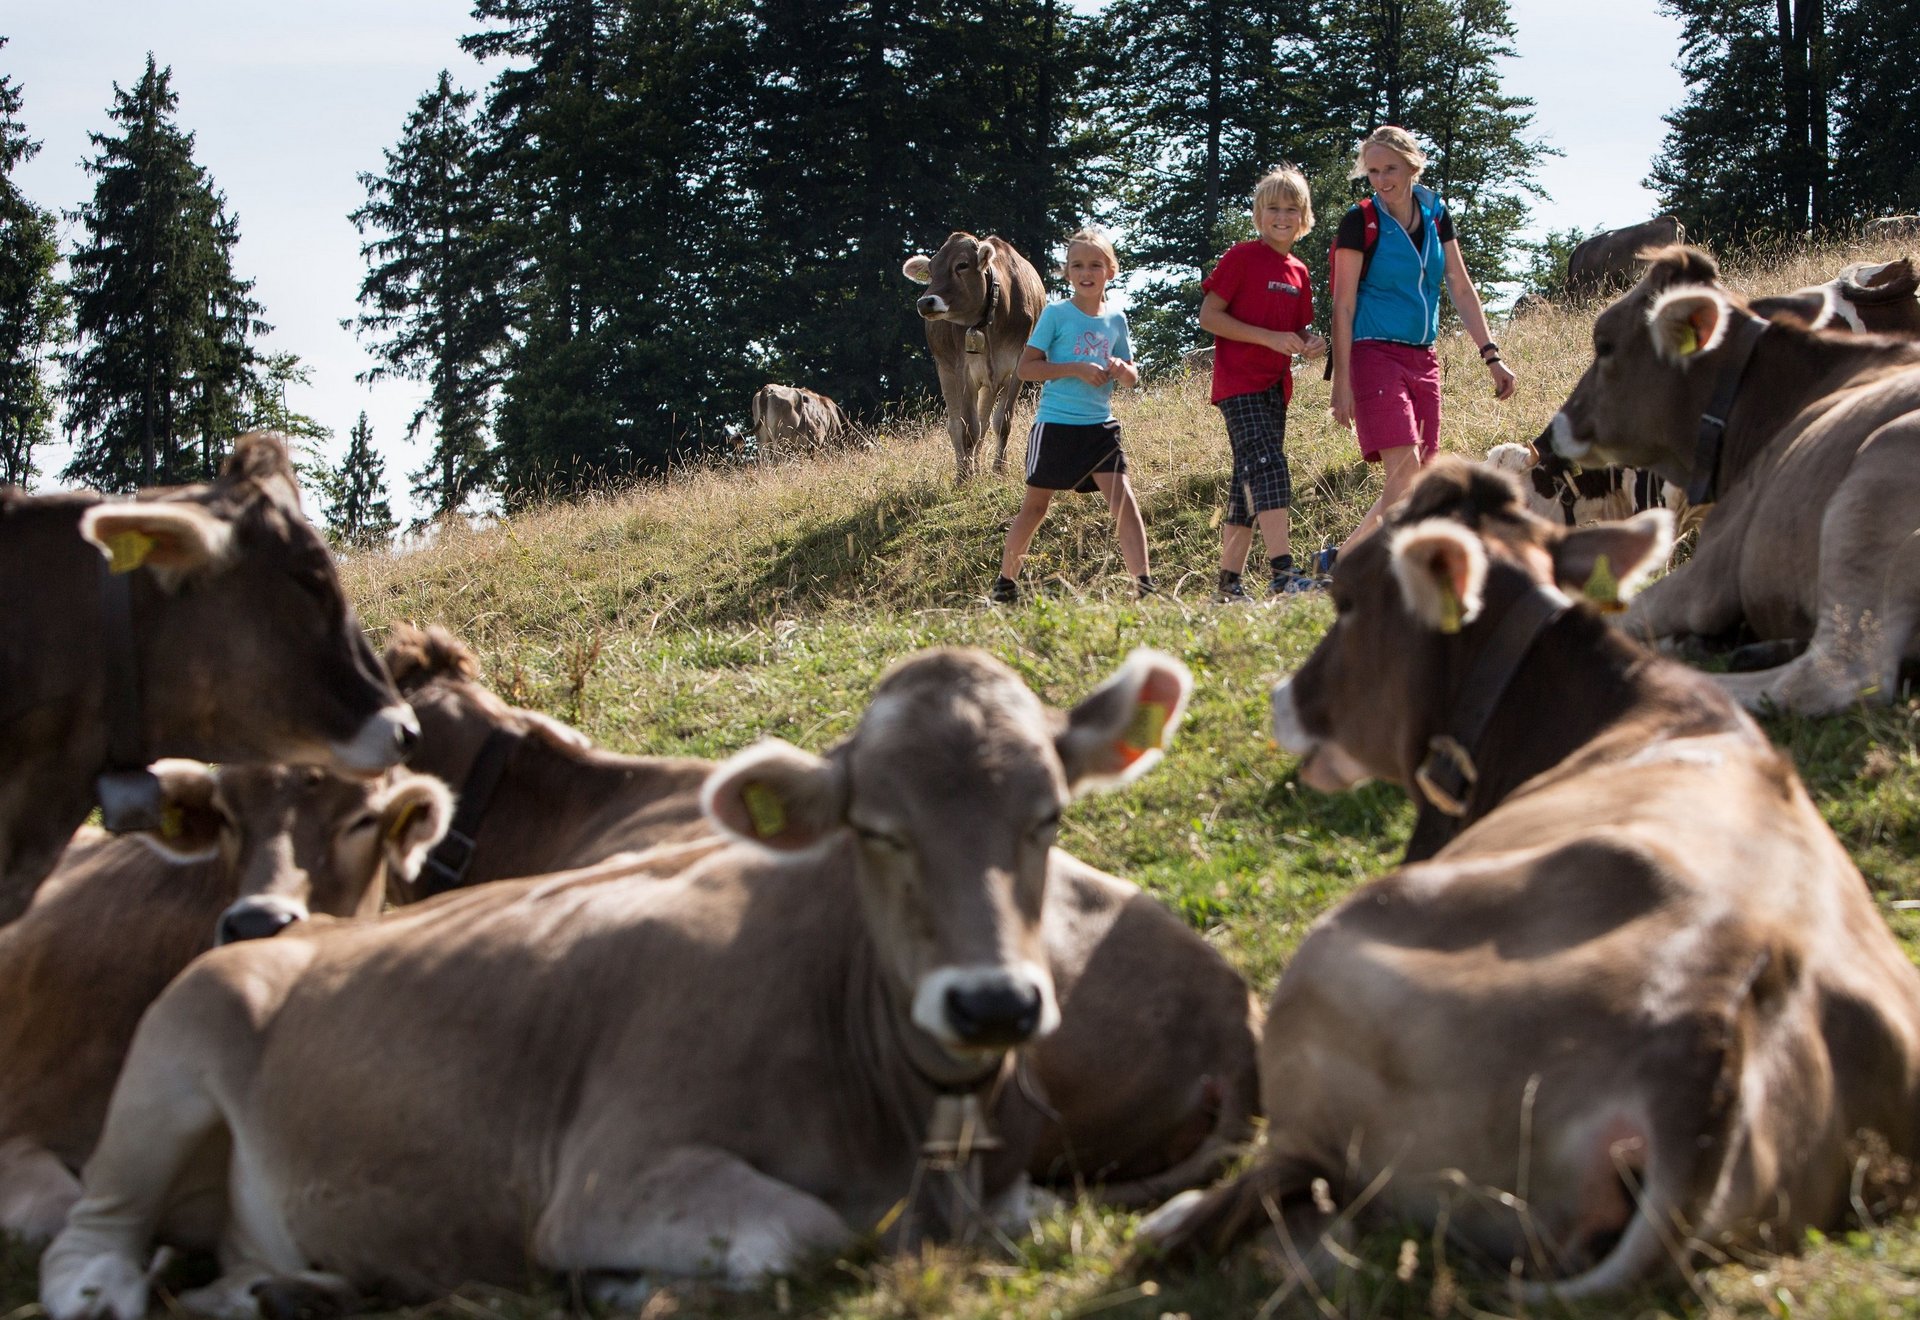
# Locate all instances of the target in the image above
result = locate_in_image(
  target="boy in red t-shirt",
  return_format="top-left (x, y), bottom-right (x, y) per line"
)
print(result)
top-left (1198, 166), bottom-right (1328, 600)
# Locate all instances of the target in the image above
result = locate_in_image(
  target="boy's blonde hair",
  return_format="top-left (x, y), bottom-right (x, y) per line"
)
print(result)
top-left (1251, 166), bottom-right (1314, 235)
top-left (1348, 125), bottom-right (1428, 182)
top-left (1063, 227), bottom-right (1120, 279)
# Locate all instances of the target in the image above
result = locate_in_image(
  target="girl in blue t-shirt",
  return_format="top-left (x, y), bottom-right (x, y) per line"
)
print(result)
top-left (989, 228), bottom-right (1152, 604)
top-left (990, 229), bottom-right (1152, 602)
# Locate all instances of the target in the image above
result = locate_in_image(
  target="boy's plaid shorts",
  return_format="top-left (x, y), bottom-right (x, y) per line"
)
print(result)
top-left (1216, 386), bottom-right (1293, 526)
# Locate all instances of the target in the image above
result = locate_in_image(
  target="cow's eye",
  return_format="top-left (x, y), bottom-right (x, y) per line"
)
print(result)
top-left (1029, 809), bottom-right (1061, 841)
top-left (344, 812), bottom-right (380, 835)
top-left (1594, 338), bottom-right (1615, 359)
top-left (852, 823), bottom-right (908, 853)
top-left (954, 261), bottom-right (971, 272)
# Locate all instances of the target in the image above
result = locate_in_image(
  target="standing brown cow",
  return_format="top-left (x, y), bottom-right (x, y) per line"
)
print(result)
top-left (902, 232), bottom-right (1046, 480)
top-left (1566, 216), bottom-right (1685, 295)
top-left (0, 433), bottom-right (417, 922)
top-left (749, 384), bottom-right (848, 459)
top-left (1142, 460), bottom-right (1920, 1299)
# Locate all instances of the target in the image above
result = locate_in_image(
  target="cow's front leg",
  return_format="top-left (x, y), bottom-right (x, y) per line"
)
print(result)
top-left (0, 1136), bottom-right (82, 1243)
top-left (534, 1144), bottom-right (851, 1288)
top-left (935, 360), bottom-right (980, 481)
top-left (986, 363), bottom-right (1022, 475)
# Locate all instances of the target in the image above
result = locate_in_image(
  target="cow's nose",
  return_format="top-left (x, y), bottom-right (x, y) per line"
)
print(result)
top-left (217, 900), bottom-right (300, 945)
top-left (945, 980), bottom-right (1042, 1048)
top-left (915, 295), bottom-right (940, 317)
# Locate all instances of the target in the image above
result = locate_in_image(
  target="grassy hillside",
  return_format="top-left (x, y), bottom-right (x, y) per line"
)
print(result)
top-left (9, 239), bottom-right (1919, 1319)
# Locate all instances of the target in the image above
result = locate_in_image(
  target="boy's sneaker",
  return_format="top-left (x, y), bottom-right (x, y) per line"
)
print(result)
top-left (1311, 547), bottom-right (1339, 577)
top-left (1215, 570), bottom-right (1250, 604)
top-left (1270, 567), bottom-right (1327, 597)
top-left (989, 576), bottom-right (1019, 604)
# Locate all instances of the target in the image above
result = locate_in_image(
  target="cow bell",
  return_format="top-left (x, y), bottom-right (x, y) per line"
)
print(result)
top-left (965, 328), bottom-right (988, 355)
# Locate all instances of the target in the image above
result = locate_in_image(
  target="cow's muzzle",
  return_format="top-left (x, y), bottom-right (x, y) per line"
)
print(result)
top-left (913, 962), bottom-right (1058, 1052)
top-left (216, 894), bottom-right (307, 945)
top-left (915, 294), bottom-right (948, 319)
top-left (331, 704), bottom-right (420, 775)
top-left (1548, 412), bottom-right (1592, 461)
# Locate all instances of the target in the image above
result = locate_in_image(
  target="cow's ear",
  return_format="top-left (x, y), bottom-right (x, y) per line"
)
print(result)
top-left (378, 773), bottom-right (454, 886)
top-left (902, 255), bottom-right (932, 284)
top-left (973, 238), bottom-right (995, 268)
top-left (128, 759), bottom-right (224, 862)
top-left (1553, 509), bottom-right (1675, 611)
top-left (81, 502), bottom-right (234, 581)
top-left (1055, 648), bottom-right (1194, 795)
top-left (703, 739), bottom-right (847, 852)
top-left (1390, 519), bottom-right (1488, 633)
top-left (1647, 285), bottom-right (1731, 363)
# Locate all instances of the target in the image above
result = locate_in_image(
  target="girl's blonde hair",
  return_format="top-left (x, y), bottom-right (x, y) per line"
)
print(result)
top-left (1063, 227), bottom-right (1120, 279)
top-left (1348, 125), bottom-right (1428, 183)
top-left (1251, 166), bottom-right (1314, 235)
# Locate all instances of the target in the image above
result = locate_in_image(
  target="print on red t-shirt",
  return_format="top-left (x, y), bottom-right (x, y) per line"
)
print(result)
top-left (1200, 241), bottom-right (1315, 405)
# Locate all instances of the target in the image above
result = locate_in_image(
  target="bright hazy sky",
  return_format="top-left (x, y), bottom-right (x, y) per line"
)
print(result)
top-left (5, 1), bottom-right (1683, 516)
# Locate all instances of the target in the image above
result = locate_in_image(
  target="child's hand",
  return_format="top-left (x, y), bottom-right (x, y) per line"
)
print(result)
top-left (1265, 330), bottom-right (1305, 356)
top-left (1108, 359), bottom-right (1139, 388)
top-left (1299, 333), bottom-right (1328, 361)
top-left (1076, 362), bottom-right (1111, 386)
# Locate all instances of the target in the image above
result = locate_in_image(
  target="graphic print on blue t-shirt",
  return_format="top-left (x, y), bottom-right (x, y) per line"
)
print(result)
top-left (1029, 299), bottom-right (1133, 425)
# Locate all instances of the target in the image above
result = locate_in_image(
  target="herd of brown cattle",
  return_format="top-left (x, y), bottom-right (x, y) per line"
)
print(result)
top-left (3, 239), bottom-right (1920, 1315)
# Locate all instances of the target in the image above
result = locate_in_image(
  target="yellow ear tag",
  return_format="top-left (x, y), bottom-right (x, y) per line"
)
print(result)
top-left (1119, 700), bottom-right (1170, 764)
top-left (387, 802), bottom-right (421, 843)
top-left (742, 782), bottom-right (787, 839)
top-left (159, 803), bottom-right (184, 840)
top-left (1436, 583), bottom-right (1464, 635)
top-left (1674, 323), bottom-right (1700, 356)
top-left (1583, 553), bottom-right (1625, 613)
top-left (106, 529), bottom-right (154, 574)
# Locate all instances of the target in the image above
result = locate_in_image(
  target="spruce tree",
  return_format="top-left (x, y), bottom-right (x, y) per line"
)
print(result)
top-left (320, 412), bottom-right (398, 550)
top-left (0, 49), bottom-right (66, 488)
top-left (350, 71), bottom-right (507, 519)
top-left (61, 56), bottom-right (266, 491)
top-left (1647, 0), bottom-right (1835, 244)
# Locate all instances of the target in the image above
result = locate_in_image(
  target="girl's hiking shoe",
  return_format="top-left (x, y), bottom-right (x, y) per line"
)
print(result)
top-left (989, 576), bottom-right (1020, 604)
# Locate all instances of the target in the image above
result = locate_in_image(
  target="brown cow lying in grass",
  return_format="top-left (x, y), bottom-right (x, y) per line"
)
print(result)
top-left (1750, 257), bottom-right (1920, 336)
top-left (0, 433), bottom-right (416, 921)
top-left (1549, 246), bottom-right (1920, 715)
top-left (0, 762), bottom-right (448, 1246)
top-left (42, 648), bottom-right (1192, 1318)
top-left (388, 623), bottom-right (1259, 1208)
top-left (1140, 459), bottom-right (1920, 1299)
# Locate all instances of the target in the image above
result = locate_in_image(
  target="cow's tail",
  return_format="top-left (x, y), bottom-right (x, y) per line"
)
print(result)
top-left (1128, 1150), bottom-right (1335, 1271)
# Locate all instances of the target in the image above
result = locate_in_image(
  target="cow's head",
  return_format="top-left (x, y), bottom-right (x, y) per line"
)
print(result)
top-left (81, 432), bottom-right (417, 777)
top-left (385, 622), bottom-right (591, 780)
top-left (128, 760), bottom-right (450, 944)
top-left (1546, 246), bottom-right (1762, 486)
top-left (704, 648), bottom-right (1190, 1058)
top-left (1272, 460), bottom-right (1672, 795)
top-left (902, 232), bottom-right (998, 325)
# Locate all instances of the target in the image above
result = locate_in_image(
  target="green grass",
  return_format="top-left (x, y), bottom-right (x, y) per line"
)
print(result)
top-left (10, 236), bottom-right (1920, 1318)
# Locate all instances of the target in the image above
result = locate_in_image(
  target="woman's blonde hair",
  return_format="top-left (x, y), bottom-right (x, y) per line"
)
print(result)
top-left (1063, 227), bottom-right (1120, 279)
top-left (1251, 166), bottom-right (1314, 235)
top-left (1348, 125), bottom-right (1428, 183)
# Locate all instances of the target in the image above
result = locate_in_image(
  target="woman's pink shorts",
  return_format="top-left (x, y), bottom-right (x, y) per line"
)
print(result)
top-left (1351, 340), bottom-right (1441, 463)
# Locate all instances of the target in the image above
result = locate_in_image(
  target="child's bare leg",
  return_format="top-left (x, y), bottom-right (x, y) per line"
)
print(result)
top-left (1220, 523), bottom-right (1253, 575)
top-left (1255, 507), bottom-right (1292, 565)
top-left (1341, 445), bottom-right (1422, 552)
top-left (999, 486), bottom-right (1055, 579)
top-left (1093, 472), bottom-right (1149, 579)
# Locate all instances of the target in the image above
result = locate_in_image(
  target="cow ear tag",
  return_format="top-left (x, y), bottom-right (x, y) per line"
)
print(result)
top-left (1117, 699), bottom-right (1169, 766)
top-left (106, 529), bottom-right (154, 574)
top-left (1674, 322), bottom-right (1700, 356)
top-left (742, 782), bottom-right (787, 839)
top-left (387, 801), bottom-right (423, 843)
top-left (1583, 554), bottom-right (1625, 613)
top-left (964, 328), bottom-right (987, 354)
top-left (1436, 582), bottom-right (1464, 635)
top-left (159, 803), bottom-right (185, 840)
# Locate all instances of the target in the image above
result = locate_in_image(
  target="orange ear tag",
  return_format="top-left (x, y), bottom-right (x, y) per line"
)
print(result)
top-left (106, 530), bottom-right (154, 574)
top-left (742, 782), bottom-right (788, 839)
top-left (1118, 700), bottom-right (1169, 765)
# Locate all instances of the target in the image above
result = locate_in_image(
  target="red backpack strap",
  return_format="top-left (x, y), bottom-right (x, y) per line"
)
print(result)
top-left (1324, 199), bottom-right (1382, 382)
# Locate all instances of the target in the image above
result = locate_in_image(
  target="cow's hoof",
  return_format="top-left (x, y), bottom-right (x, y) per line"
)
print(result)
top-left (41, 1252), bottom-right (149, 1320)
top-left (248, 1272), bottom-right (360, 1320)
top-left (1134, 1188), bottom-right (1206, 1247)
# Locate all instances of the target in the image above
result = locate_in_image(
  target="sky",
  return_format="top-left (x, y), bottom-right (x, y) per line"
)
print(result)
top-left (5, 1), bottom-right (1684, 519)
